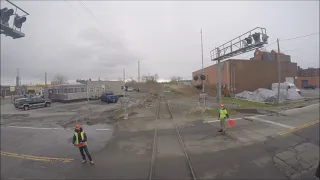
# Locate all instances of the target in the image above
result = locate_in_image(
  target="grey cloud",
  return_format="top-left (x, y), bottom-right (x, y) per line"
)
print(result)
top-left (1, 1), bottom-right (318, 85)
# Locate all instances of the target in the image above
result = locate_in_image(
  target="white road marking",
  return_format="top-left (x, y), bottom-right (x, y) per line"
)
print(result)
top-left (2, 126), bottom-right (111, 131)
top-left (248, 117), bottom-right (294, 129)
top-left (3, 126), bottom-right (64, 130)
top-left (204, 117), bottom-right (243, 123)
top-left (95, 128), bottom-right (110, 131)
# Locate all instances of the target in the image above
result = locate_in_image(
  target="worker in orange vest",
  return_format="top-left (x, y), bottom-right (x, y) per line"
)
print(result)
top-left (72, 124), bottom-right (94, 165)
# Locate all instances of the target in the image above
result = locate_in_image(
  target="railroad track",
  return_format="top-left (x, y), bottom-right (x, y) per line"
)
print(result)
top-left (149, 95), bottom-right (197, 180)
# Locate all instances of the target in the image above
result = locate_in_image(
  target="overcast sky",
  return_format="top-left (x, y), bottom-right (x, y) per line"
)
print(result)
top-left (1, 1), bottom-right (319, 85)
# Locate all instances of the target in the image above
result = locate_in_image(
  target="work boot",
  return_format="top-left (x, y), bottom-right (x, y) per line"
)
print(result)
top-left (90, 161), bottom-right (95, 165)
top-left (218, 129), bottom-right (223, 132)
top-left (82, 160), bottom-right (86, 164)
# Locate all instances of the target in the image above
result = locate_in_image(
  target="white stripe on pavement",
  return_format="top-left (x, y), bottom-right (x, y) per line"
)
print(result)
top-left (96, 128), bottom-right (110, 131)
top-left (204, 117), bottom-right (243, 123)
top-left (1, 126), bottom-right (111, 131)
top-left (3, 126), bottom-right (64, 130)
top-left (248, 117), bottom-right (294, 129)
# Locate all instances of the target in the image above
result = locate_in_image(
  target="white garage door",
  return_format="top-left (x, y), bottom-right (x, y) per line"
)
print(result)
top-left (285, 77), bottom-right (294, 84)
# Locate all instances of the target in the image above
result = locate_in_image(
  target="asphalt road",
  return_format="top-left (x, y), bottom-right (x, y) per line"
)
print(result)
top-left (1, 103), bottom-right (319, 179)
top-left (300, 88), bottom-right (320, 99)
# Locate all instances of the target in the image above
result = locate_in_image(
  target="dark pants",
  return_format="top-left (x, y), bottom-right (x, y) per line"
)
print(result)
top-left (79, 145), bottom-right (92, 161)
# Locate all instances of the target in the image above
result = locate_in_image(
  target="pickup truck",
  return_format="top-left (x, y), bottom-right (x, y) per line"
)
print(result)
top-left (16, 96), bottom-right (51, 110)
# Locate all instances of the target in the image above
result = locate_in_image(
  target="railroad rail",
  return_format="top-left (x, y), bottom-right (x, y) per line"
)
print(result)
top-left (149, 95), bottom-right (197, 180)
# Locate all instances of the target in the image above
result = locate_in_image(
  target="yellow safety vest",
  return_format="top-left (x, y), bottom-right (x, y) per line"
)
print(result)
top-left (74, 132), bottom-right (87, 146)
top-left (219, 108), bottom-right (228, 119)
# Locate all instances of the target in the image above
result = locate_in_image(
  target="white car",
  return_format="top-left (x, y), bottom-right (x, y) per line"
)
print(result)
top-left (127, 87), bottom-right (133, 92)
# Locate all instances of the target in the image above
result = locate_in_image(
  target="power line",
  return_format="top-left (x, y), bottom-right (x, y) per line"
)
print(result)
top-left (281, 32), bottom-right (319, 42)
top-left (64, 0), bottom-right (81, 15)
top-left (77, 1), bottom-right (110, 39)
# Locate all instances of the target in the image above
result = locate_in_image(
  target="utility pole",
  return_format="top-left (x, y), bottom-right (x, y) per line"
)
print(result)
top-left (16, 68), bottom-right (20, 95)
top-left (277, 38), bottom-right (281, 104)
top-left (200, 29), bottom-right (205, 93)
top-left (45, 72), bottom-right (47, 85)
top-left (138, 61), bottom-right (140, 82)
top-left (123, 68), bottom-right (128, 119)
top-left (217, 60), bottom-right (221, 103)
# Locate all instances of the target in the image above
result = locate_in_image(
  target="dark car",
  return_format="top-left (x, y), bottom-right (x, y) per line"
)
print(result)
top-left (14, 98), bottom-right (29, 108)
top-left (17, 96), bottom-right (51, 110)
top-left (303, 84), bottom-right (316, 89)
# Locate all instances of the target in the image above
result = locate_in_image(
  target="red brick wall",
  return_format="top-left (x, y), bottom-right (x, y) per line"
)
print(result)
top-left (192, 61), bottom-right (230, 91)
top-left (229, 60), bottom-right (297, 92)
top-left (193, 59), bottom-right (298, 93)
top-left (296, 77), bottom-right (320, 88)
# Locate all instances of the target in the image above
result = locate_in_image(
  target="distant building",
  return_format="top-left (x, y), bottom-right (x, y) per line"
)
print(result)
top-left (192, 59), bottom-right (297, 93)
top-left (48, 80), bottom-right (123, 102)
top-left (252, 49), bottom-right (291, 62)
top-left (296, 67), bottom-right (320, 88)
top-left (0, 85), bottom-right (16, 97)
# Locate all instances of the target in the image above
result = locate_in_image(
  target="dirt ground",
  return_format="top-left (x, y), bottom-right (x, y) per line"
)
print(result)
top-left (116, 84), bottom-right (319, 133)
top-left (0, 92), bottom-right (148, 129)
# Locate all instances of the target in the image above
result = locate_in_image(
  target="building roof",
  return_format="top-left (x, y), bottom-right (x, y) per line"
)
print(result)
top-left (50, 82), bottom-right (85, 87)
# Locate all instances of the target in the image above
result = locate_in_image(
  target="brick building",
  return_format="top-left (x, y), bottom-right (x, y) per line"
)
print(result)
top-left (192, 59), bottom-right (297, 93)
top-left (296, 67), bottom-right (319, 88)
top-left (251, 49), bottom-right (291, 62)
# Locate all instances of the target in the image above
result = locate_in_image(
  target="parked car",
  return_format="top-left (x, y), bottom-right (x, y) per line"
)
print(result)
top-left (101, 92), bottom-right (114, 101)
top-left (14, 98), bottom-right (29, 108)
top-left (17, 96), bottom-right (51, 110)
top-left (303, 84), bottom-right (316, 89)
top-left (103, 95), bottom-right (118, 103)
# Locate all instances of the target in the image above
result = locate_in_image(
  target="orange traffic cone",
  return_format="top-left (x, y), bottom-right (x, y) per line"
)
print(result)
top-left (228, 119), bottom-right (234, 128)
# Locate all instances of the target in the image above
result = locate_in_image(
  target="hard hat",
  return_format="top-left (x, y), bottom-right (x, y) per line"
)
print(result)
top-left (75, 124), bottom-right (81, 130)
top-left (220, 104), bottom-right (225, 107)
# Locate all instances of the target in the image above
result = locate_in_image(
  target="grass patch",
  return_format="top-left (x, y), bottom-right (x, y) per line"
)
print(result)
top-left (221, 97), bottom-right (273, 108)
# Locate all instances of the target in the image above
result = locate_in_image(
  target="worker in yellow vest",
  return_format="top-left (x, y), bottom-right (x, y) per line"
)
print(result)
top-left (72, 124), bottom-right (94, 165)
top-left (218, 104), bottom-right (229, 133)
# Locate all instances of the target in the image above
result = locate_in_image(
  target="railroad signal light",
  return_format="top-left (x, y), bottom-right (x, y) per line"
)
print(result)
top-left (245, 36), bottom-right (252, 45)
top-left (252, 32), bottom-right (261, 44)
top-left (14, 15), bottom-right (26, 29)
top-left (262, 34), bottom-right (269, 43)
top-left (0, 8), bottom-right (14, 26)
top-left (200, 74), bottom-right (206, 81)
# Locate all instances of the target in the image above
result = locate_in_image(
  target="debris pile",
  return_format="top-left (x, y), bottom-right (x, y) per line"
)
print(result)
top-left (235, 88), bottom-right (302, 104)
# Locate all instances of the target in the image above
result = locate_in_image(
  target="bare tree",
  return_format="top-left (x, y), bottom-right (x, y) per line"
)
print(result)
top-left (140, 74), bottom-right (158, 83)
top-left (154, 74), bottom-right (159, 82)
top-left (51, 73), bottom-right (68, 85)
top-left (170, 76), bottom-right (183, 84)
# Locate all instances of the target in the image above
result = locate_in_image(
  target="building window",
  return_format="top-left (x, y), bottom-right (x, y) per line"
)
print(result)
top-left (81, 88), bottom-right (86, 92)
top-left (90, 88), bottom-right (94, 92)
top-left (75, 88), bottom-right (81, 93)
top-left (95, 87), bottom-right (101, 92)
top-left (68, 88), bottom-right (74, 93)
